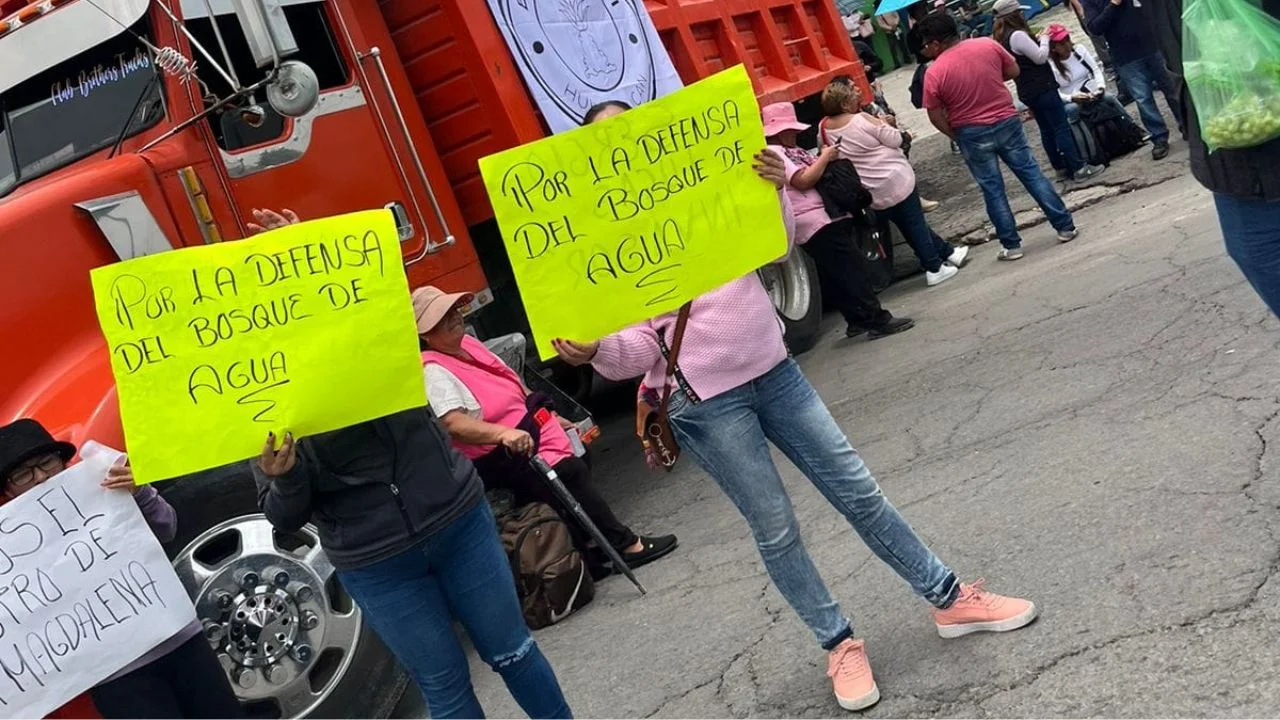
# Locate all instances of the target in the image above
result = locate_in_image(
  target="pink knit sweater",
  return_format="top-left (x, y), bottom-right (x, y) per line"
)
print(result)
top-left (591, 192), bottom-right (796, 401)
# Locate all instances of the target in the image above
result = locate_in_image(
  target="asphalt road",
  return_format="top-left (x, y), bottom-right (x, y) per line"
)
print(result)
top-left (396, 170), bottom-right (1280, 717)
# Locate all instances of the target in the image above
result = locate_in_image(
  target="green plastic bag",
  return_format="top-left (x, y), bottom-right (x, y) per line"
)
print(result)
top-left (1182, 0), bottom-right (1280, 151)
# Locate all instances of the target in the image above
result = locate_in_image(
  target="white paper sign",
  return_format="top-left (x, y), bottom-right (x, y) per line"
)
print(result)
top-left (486, 0), bottom-right (685, 133)
top-left (0, 452), bottom-right (196, 717)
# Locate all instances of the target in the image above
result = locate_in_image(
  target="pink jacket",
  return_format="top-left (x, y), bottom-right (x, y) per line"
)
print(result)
top-left (591, 192), bottom-right (797, 402)
top-left (423, 335), bottom-right (575, 466)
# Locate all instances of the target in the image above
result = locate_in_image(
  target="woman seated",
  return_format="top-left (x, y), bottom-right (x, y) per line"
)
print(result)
top-left (1048, 25), bottom-right (1143, 130)
top-left (414, 285), bottom-right (677, 574)
top-left (816, 82), bottom-right (970, 288)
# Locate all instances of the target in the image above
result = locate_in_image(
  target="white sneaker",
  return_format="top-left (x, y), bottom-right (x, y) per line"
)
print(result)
top-left (926, 263), bottom-right (959, 286)
top-left (997, 247), bottom-right (1025, 261)
top-left (946, 245), bottom-right (970, 268)
top-left (1058, 228), bottom-right (1079, 243)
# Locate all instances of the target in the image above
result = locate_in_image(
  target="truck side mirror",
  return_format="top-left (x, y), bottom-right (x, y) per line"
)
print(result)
top-left (265, 61), bottom-right (320, 117)
top-left (230, 0), bottom-right (299, 68)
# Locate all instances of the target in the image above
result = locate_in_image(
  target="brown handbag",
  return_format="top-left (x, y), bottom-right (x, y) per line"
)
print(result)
top-left (636, 303), bottom-right (692, 471)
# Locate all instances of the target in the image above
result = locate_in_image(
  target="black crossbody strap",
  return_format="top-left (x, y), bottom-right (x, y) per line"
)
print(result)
top-left (656, 303), bottom-right (699, 408)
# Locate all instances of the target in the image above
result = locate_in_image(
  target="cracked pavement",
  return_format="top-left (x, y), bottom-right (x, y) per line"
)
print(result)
top-left (395, 170), bottom-right (1280, 717)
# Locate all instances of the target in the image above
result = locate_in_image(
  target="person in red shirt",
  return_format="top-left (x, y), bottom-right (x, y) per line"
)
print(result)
top-left (919, 12), bottom-right (1079, 261)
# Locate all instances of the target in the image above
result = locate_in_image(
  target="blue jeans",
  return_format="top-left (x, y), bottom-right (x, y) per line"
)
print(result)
top-left (1115, 53), bottom-right (1181, 144)
top-left (880, 190), bottom-right (956, 273)
top-left (1215, 193), bottom-right (1280, 317)
top-left (667, 359), bottom-right (959, 649)
top-left (955, 117), bottom-right (1075, 249)
top-left (338, 501), bottom-right (571, 719)
top-left (1023, 87), bottom-right (1084, 174)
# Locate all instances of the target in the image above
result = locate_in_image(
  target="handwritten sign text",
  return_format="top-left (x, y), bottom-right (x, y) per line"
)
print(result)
top-left (0, 452), bottom-right (195, 717)
top-left (479, 65), bottom-right (787, 359)
top-left (90, 210), bottom-right (427, 483)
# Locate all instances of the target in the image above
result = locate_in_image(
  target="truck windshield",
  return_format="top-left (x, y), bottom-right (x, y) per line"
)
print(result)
top-left (0, 18), bottom-right (162, 196)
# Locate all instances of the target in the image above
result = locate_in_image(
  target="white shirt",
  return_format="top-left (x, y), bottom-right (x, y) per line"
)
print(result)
top-left (423, 364), bottom-right (481, 419)
top-left (1051, 45), bottom-right (1107, 102)
top-left (1008, 30), bottom-right (1051, 64)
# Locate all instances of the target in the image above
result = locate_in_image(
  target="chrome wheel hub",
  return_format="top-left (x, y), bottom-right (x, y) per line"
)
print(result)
top-left (173, 516), bottom-right (361, 717)
top-left (759, 253), bottom-right (813, 322)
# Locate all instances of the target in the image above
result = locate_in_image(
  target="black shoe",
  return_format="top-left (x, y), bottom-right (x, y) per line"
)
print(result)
top-left (622, 535), bottom-right (678, 570)
top-left (856, 316), bottom-right (915, 339)
top-left (1152, 141), bottom-right (1170, 160)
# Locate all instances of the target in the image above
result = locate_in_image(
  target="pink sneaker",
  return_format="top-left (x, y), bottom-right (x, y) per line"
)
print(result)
top-left (827, 638), bottom-right (880, 711)
top-left (933, 579), bottom-right (1038, 638)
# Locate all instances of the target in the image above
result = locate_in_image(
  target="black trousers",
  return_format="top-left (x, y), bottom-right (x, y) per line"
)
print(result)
top-left (484, 455), bottom-right (639, 555)
top-left (90, 633), bottom-right (244, 719)
top-left (802, 218), bottom-right (891, 330)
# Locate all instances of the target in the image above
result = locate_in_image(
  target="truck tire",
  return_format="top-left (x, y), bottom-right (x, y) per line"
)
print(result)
top-left (759, 250), bottom-right (822, 355)
top-left (159, 468), bottom-right (408, 719)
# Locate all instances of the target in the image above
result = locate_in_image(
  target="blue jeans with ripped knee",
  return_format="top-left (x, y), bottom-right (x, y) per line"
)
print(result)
top-left (339, 501), bottom-right (571, 719)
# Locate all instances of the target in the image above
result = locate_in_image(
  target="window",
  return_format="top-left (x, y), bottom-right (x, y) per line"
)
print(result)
top-left (0, 18), bottom-right (163, 196)
top-left (185, 2), bottom-right (349, 151)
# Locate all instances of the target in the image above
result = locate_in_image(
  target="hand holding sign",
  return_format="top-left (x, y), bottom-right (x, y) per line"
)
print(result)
top-left (258, 432), bottom-right (298, 477)
top-left (248, 208), bottom-right (301, 234)
top-left (99, 462), bottom-right (139, 494)
top-left (752, 149), bottom-right (788, 189)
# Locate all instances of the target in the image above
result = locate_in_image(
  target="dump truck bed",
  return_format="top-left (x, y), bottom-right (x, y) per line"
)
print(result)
top-left (377, 0), bottom-right (864, 227)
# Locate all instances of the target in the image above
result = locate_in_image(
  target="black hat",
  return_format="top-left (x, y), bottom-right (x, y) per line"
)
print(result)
top-left (0, 419), bottom-right (77, 482)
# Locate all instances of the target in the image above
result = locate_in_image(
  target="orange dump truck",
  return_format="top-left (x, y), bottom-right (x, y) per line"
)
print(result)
top-left (0, 0), bottom-right (862, 714)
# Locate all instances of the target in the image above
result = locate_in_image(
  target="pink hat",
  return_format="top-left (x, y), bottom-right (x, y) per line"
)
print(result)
top-left (411, 285), bottom-right (474, 334)
top-left (1046, 23), bottom-right (1071, 42)
top-left (761, 102), bottom-right (809, 137)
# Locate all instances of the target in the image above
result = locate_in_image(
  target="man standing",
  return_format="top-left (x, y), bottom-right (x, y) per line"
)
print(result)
top-left (876, 11), bottom-right (910, 66)
top-left (919, 13), bottom-right (1077, 261)
top-left (1146, 0), bottom-right (1280, 315)
top-left (1083, 0), bottom-right (1182, 159)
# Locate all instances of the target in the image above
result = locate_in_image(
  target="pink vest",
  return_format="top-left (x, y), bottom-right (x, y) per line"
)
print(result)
top-left (422, 335), bottom-right (574, 466)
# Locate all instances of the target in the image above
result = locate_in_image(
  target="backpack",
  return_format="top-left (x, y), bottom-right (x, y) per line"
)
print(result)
top-left (1083, 106), bottom-right (1147, 160)
top-left (1069, 116), bottom-right (1108, 167)
top-left (497, 502), bottom-right (595, 629)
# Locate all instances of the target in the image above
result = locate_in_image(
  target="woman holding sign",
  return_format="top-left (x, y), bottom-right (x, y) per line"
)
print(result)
top-left (554, 103), bottom-right (1038, 713)
top-left (252, 411), bottom-right (571, 720)
top-left (0, 419), bottom-right (243, 719)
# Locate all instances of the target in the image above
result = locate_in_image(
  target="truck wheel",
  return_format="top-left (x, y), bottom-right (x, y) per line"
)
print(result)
top-left (160, 468), bottom-right (408, 719)
top-left (760, 250), bottom-right (822, 355)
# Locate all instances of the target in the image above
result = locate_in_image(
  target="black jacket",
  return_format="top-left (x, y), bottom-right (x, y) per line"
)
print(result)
top-left (1082, 0), bottom-right (1158, 67)
top-left (1147, 0), bottom-right (1280, 201)
top-left (252, 407), bottom-right (484, 570)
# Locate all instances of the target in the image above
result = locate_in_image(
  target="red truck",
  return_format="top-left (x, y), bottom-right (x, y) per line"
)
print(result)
top-left (0, 0), bottom-right (863, 715)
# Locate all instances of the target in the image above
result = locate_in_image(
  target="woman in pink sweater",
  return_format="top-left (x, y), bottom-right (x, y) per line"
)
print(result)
top-left (820, 82), bottom-right (969, 287)
top-left (554, 100), bottom-right (1039, 714)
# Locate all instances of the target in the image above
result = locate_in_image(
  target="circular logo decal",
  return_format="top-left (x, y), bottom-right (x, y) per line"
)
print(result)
top-left (497, 0), bottom-right (662, 125)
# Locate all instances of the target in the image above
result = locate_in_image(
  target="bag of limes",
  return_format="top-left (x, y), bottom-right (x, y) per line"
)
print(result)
top-left (1182, 0), bottom-right (1280, 151)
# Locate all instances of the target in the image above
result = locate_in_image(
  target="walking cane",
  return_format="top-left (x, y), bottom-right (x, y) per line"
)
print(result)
top-left (529, 455), bottom-right (646, 596)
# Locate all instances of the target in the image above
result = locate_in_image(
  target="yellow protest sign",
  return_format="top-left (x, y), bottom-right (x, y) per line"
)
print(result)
top-left (479, 64), bottom-right (787, 360)
top-left (90, 209), bottom-right (426, 483)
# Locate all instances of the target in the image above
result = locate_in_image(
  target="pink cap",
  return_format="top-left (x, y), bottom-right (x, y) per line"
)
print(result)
top-left (761, 102), bottom-right (809, 137)
top-left (1047, 23), bottom-right (1070, 42)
